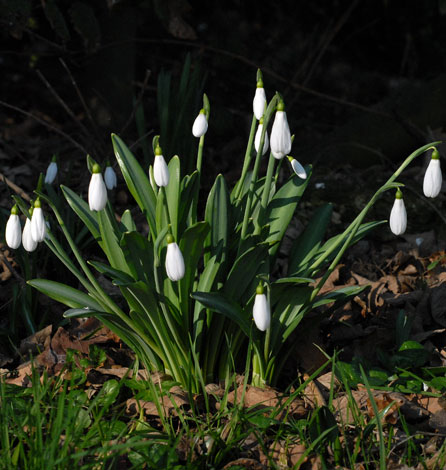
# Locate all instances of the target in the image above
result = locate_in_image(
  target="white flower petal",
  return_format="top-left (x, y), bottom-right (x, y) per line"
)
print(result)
top-left (192, 113), bottom-right (208, 138)
top-left (31, 207), bottom-right (46, 242)
top-left (154, 154), bottom-right (170, 187)
top-left (5, 214), bottom-right (21, 249)
top-left (44, 161), bottom-right (58, 184)
top-left (389, 198), bottom-right (407, 236)
top-left (253, 293), bottom-right (271, 331)
top-left (104, 166), bottom-right (117, 190)
top-left (253, 87), bottom-right (266, 120)
top-left (423, 159), bottom-right (442, 198)
top-left (88, 173), bottom-right (108, 211)
top-left (165, 242), bottom-right (185, 281)
top-left (270, 111), bottom-right (291, 159)
top-left (254, 124), bottom-right (269, 155)
top-left (22, 218), bottom-right (37, 252)
top-left (290, 159), bottom-right (307, 179)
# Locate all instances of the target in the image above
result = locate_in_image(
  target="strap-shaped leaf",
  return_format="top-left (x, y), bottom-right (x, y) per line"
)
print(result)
top-left (112, 133), bottom-right (157, 237)
top-left (88, 260), bottom-right (135, 285)
top-left (120, 209), bottom-right (137, 232)
top-left (120, 231), bottom-right (155, 284)
top-left (166, 155), bottom-right (180, 240)
top-left (287, 203), bottom-right (332, 276)
top-left (264, 166), bottom-right (312, 256)
top-left (28, 279), bottom-right (104, 310)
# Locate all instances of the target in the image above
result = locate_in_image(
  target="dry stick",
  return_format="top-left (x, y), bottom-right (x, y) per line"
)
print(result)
top-left (120, 69), bottom-right (151, 135)
top-left (0, 172), bottom-right (31, 202)
top-left (0, 251), bottom-right (25, 284)
top-left (0, 100), bottom-right (89, 155)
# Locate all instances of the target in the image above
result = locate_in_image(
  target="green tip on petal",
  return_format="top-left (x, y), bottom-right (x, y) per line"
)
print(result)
top-left (432, 148), bottom-right (440, 160)
top-left (34, 198), bottom-right (41, 208)
top-left (277, 100), bottom-right (285, 112)
top-left (256, 283), bottom-right (264, 295)
top-left (259, 117), bottom-right (264, 125)
top-left (199, 108), bottom-right (206, 115)
top-left (166, 233), bottom-right (174, 244)
top-left (155, 145), bottom-right (162, 156)
top-left (395, 188), bottom-right (403, 199)
top-left (287, 156), bottom-right (293, 163)
top-left (51, 155), bottom-right (57, 162)
top-left (11, 204), bottom-right (19, 215)
top-left (92, 163), bottom-right (101, 174)
top-left (256, 79), bottom-right (264, 88)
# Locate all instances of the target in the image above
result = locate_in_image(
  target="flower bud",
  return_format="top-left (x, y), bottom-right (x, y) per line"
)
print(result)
top-left (31, 198), bottom-right (46, 242)
top-left (192, 109), bottom-right (208, 138)
top-left (270, 101), bottom-right (291, 159)
top-left (423, 149), bottom-right (442, 198)
top-left (153, 146), bottom-right (169, 187)
top-left (5, 205), bottom-right (21, 249)
top-left (22, 216), bottom-right (37, 252)
top-left (254, 119), bottom-right (269, 155)
top-left (104, 165), bottom-right (117, 190)
top-left (88, 164), bottom-right (107, 211)
top-left (287, 156), bottom-right (307, 179)
top-left (253, 81), bottom-right (266, 120)
top-left (44, 156), bottom-right (58, 184)
top-left (253, 284), bottom-right (270, 331)
top-left (165, 235), bottom-right (185, 281)
top-left (389, 189), bottom-right (407, 236)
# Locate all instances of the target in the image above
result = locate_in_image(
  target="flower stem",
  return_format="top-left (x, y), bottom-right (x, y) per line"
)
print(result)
top-left (256, 153), bottom-right (276, 234)
top-left (234, 115), bottom-right (257, 203)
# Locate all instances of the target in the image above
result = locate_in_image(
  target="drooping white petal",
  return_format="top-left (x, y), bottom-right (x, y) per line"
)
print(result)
top-left (165, 242), bottom-right (185, 281)
top-left (389, 198), bottom-right (407, 236)
top-left (192, 112), bottom-right (208, 138)
top-left (88, 173), bottom-right (108, 211)
top-left (290, 159), bottom-right (307, 179)
top-left (270, 110), bottom-right (291, 159)
top-left (154, 154), bottom-right (170, 187)
top-left (104, 166), bottom-right (117, 190)
top-left (253, 293), bottom-right (271, 331)
top-left (31, 207), bottom-right (46, 242)
top-left (254, 123), bottom-right (269, 155)
top-left (253, 87), bottom-right (266, 120)
top-left (44, 161), bottom-right (58, 184)
top-left (22, 218), bottom-right (38, 252)
top-left (423, 159), bottom-right (442, 198)
top-left (5, 214), bottom-right (21, 249)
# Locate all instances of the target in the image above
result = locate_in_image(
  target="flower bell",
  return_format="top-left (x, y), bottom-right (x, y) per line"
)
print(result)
top-left (270, 100), bottom-right (292, 160)
top-left (31, 198), bottom-right (46, 242)
top-left (287, 156), bottom-right (307, 179)
top-left (5, 205), bottom-right (21, 249)
top-left (389, 188), bottom-right (407, 236)
top-left (254, 118), bottom-right (269, 155)
top-left (22, 210), bottom-right (37, 252)
top-left (192, 109), bottom-right (208, 138)
top-left (88, 163), bottom-right (107, 211)
top-left (253, 283), bottom-right (271, 331)
top-left (104, 163), bottom-right (117, 190)
top-left (423, 148), bottom-right (442, 198)
top-left (44, 156), bottom-right (58, 184)
top-left (253, 79), bottom-right (266, 120)
top-left (165, 234), bottom-right (185, 281)
top-left (153, 145), bottom-right (170, 187)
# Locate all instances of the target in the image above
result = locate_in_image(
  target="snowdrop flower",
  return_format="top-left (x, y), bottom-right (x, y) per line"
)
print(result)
top-left (253, 284), bottom-right (270, 331)
top-left (270, 100), bottom-right (291, 159)
top-left (254, 118), bottom-right (269, 155)
top-left (287, 156), bottom-right (307, 179)
top-left (423, 148), bottom-right (442, 198)
top-left (253, 79), bottom-right (266, 120)
top-left (5, 205), bottom-right (21, 249)
top-left (192, 109), bottom-right (208, 138)
top-left (389, 189), bottom-right (407, 236)
top-left (104, 163), bottom-right (117, 190)
top-left (31, 198), bottom-right (46, 242)
top-left (44, 156), bottom-right (58, 184)
top-left (153, 146), bottom-right (169, 187)
top-left (165, 234), bottom-right (185, 281)
top-left (22, 212), bottom-right (37, 252)
top-left (88, 163), bottom-right (107, 211)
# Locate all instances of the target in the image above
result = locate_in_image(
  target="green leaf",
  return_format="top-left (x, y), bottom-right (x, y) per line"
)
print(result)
top-left (112, 134), bottom-right (157, 238)
top-left (288, 203), bottom-right (332, 276)
top-left (88, 260), bottom-right (135, 285)
top-left (120, 231), bottom-right (155, 284)
top-left (191, 291), bottom-right (251, 337)
top-left (204, 174), bottom-right (230, 265)
top-left (166, 155), bottom-right (180, 239)
top-left (313, 285), bottom-right (369, 308)
top-left (178, 171), bottom-right (199, 233)
top-left (264, 166), bottom-right (312, 256)
top-left (28, 279), bottom-right (103, 311)
top-left (121, 209), bottom-right (137, 232)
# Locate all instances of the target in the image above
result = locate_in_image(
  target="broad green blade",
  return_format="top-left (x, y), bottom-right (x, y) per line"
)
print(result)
top-left (166, 155), bottom-right (180, 240)
top-left (120, 231), bottom-right (155, 285)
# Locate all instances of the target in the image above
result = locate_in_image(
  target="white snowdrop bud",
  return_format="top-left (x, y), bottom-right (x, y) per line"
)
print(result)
top-left (192, 109), bottom-right (208, 138)
top-left (253, 284), bottom-right (271, 331)
top-left (44, 156), bottom-right (58, 184)
top-left (389, 189), bottom-right (407, 236)
top-left (31, 199), bottom-right (46, 242)
top-left (254, 119), bottom-right (269, 155)
top-left (270, 101), bottom-right (291, 160)
top-left (153, 146), bottom-right (169, 187)
top-left (104, 165), bottom-right (117, 190)
top-left (165, 234), bottom-right (185, 281)
top-left (22, 215), bottom-right (37, 252)
top-left (287, 156), bottom-right (307, 179)
top-left (88, 164), bottom-right (108, 211)
top-left (423, 149), bottom-right (442, 198)
top-left (253, 81), bottom-right (266, 120)
top-left (5, 205), bottom-right (21, 249)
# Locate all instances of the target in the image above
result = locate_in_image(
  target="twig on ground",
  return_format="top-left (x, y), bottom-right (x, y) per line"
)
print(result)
top-left (0, 172), bottom-right (31, 202)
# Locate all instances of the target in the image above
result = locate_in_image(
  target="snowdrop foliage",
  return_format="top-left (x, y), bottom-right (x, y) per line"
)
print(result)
top-left (165, 234), bottom-right (185, 281)
top-left (253, 80), bottom-right (266, 120)
top-left (253, 284), bottom-right (270, 331)
top-left (44, 157), bottom-right (58, 184)
top-left (192, 109), bottom-right (208, 138)
top-left (270, 101), bottom-right (291, 159)
top-left (22, 215), bottom-right (37, 252)
top-left (423, 149), bottom-right (442, 198)
top-left (389, 189), bottom-right (407, 236)
top-left (88, 164), bottom-right (108, 211)
top-left (288, 157), bottom-right (307, 179)
top-left (5, 205), bottom-right (21, 249)
top-left (104, 165), bottom-right (117, 190)
top-left (153, 146), bottom-right (170, 187)
top-left (31, 198), bottom-right (46, 242)
top-left (254, 119), bottom-right (269, 155)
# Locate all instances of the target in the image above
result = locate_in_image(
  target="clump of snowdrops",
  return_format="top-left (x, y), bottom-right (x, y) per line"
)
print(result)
top-left (4, 70), bottom-right (441, 391)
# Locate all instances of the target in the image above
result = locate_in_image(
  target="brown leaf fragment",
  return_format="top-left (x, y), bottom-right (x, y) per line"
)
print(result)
top-left (223, 458), bottom-right (267, 469)
top-left (20, 325), bottom-right (52, 356)
top-left (4, 362), bottom-right (34, 387)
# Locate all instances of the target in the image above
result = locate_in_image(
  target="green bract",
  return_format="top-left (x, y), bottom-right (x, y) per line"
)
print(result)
top-left (23, 82), bottom-right (441, 391)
